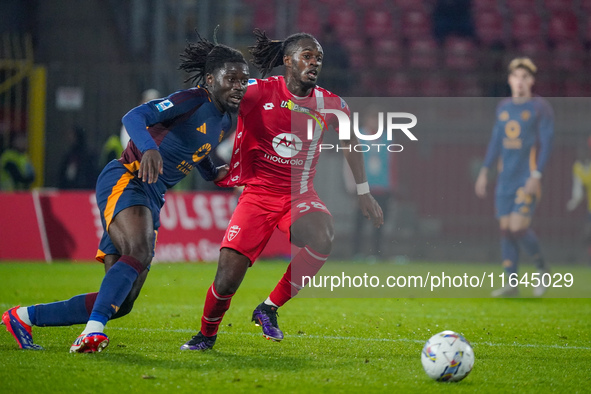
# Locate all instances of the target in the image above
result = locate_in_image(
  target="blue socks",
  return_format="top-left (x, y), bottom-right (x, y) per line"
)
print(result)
top-left (501, 229), bottom-right (547, 276)
top-left (88, 256), bottom-right (143, 326)
top-left (28, 293), bottom-right (98, 327)
top-left (22, 256), bottom-right (144, 330)
top-left (501, 230), bottom-right (519, 276)
top-left (514, 229), bottom-right (547, 271)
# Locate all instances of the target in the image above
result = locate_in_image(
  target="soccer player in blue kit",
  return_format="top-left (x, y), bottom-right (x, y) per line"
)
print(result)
top-left (475, 57), bottom-right (554, 297)
top-left (1, 35), bottom-right (250, 352)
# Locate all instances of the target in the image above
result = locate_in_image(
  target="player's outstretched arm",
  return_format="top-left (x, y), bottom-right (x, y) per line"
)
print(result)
top-left (138, 149), bottom-right (163, 184)
top-left (341, 135), bottom-right (384, 228)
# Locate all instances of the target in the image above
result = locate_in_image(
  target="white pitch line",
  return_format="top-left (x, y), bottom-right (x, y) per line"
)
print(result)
top-left (108, 327), bottom-right (591, 351)
top-left (0, 302), bottom-right (587, 350)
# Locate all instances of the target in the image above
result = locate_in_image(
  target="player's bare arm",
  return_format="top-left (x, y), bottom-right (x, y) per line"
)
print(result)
top-left (341, 135), bottom-right (384, 228)
top-left (475, 167), bottom-right (488, 198)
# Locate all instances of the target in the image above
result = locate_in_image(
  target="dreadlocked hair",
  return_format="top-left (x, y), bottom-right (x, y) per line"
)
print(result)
top-left (249, 29), bottom-right (317, 77)
top-left (179, 32), bottom-right (246, 86)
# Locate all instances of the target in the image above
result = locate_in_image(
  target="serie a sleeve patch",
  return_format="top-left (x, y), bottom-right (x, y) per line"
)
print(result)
top-left (155, 99), bottom-right (174, 112)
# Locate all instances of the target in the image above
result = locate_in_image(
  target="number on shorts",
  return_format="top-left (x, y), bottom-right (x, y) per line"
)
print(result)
top-left (296, 201), bottom-right (327, 213)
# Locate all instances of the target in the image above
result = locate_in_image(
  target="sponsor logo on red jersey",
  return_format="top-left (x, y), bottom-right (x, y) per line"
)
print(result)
top-left (272, 133), bottom-right (303, 158)
top-left (228, 224), bottom-right (241, 241)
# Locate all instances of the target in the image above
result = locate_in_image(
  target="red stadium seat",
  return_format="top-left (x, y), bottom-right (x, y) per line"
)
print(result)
top-left (419, 75), bottom-right (452, 97)
top-left (357, 0), bottom-right (387, 7)
top-left (297, 5), bottom-right (323, 37)
top-left (317, 0), bottom-right (344, 5)
top-left (252, 2), bottom-right (276, 35)
top-left (444, 37), bottom-right (478, 70)
top-left (373, 38), bottom-right (404, 70)
top-left (474, 10), bottom-right (505, 46)
top-left (516, 39), bottom-right (549, 54)
top-left (453, 75), bottom-right (484, 96)
top-left (364, 10), bottom-right (395, 38)
top-left (393, 0), bottom-right (428, 12)
top-left (552, 42), bottom-right (585, 72)
top-left (547, 12), bottom-right (578, 44)
top-left (584, 19), bottom-right (591, 44)
top-left (348, 52), bottom-right (369, 70)
top-left (510, 13), bottom-right (543, 42)
top-left (342, 37), bottom-right (366, 54)
top-left (533, 76), bottom-right (562, 97)
top-left (386, 73), bottom-right (416, 97)
top-left (515, 39), bottom-right (551, 71)
top-left (564, 80), bottom-right (591, 97)
top-left (472, 0), bottom-right (500, 12)
top-left (506, 0), bottom-right (537, 13)
top-left (543, 0), bottom-right (575, 12)
top-left (329, 8), bottom-right (359, 39)
top-left (342, 37), bottom-right (371, 70)
top-left (355, 73), bottom-right (381, 96)
top-left (408, 38), bottom-right (439, 70)
top-left (401, 10), bottom-right (432, 40)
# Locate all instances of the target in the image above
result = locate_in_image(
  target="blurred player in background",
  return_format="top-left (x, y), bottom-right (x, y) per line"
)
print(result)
top-left (566, 136), bottom-right (591, 264)
top-left (1, 36), bottom-right (249, 352)
top-left (475, 57), bottom-right (554, 297)
top-left (58, 126), bottom-right (98, 189)
top-left (181, 29), bottom-right (383, 351)
top-left (0, 133), bottom-right (35, 191)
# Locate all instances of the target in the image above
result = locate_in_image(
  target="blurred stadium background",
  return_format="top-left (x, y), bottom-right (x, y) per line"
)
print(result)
top-left (0, 0), bottom-right (589, 263)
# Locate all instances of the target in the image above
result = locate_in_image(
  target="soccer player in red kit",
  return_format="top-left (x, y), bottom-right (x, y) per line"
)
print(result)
top-left (181, 30), bottom-right (384, 350)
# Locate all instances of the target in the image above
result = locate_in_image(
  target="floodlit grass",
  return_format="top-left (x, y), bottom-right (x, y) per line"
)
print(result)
top-left (0, 261), bottom-right (589, 393)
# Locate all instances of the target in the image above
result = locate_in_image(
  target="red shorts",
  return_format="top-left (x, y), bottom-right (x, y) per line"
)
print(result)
top-left (221, 185), bottom-right (331, 263)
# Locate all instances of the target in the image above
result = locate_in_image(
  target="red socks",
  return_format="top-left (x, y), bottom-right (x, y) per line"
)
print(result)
top-left (200, 284), bottom-right (235, 337)
top-left (200, 246), bottom-right (328, 336)
top-left (269, 246), bottom-right (328, 307)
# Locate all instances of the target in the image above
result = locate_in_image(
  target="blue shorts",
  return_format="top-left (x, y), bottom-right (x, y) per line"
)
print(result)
top-left (95, 160), bottom-right (162, 262)
top-left (495, 187), bottom-right (538, 218)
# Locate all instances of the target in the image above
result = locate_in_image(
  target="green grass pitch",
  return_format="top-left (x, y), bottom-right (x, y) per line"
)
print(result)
top-left (0, 261), bottom-right (590, 393)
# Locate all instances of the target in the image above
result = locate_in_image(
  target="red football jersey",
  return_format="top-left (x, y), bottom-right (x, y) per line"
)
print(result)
top-left (217, 76), bottom-right (350, 195)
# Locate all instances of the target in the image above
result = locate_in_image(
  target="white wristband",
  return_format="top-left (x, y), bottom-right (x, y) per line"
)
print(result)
top-left (531, 170), bottom-right (542, 179)
top-left (356, 182), bottom-right (370, 195)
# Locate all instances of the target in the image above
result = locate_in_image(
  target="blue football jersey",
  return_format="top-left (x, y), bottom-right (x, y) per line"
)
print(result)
top-left (120, 87), bottom-right (231, 196)
top-left (483, 97), bottom-right (554, 195)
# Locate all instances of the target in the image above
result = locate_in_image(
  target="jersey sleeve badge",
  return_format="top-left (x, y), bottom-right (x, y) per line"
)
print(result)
top-left (155, 99), bottom-right (174, 112)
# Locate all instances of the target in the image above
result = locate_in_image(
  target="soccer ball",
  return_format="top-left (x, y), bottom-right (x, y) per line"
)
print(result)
top-left (421, 330), bottom-right (474, 382)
